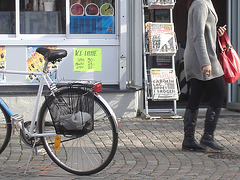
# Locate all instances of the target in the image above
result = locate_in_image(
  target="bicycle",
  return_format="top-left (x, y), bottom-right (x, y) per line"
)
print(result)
top-left (0, 47), bottom-right (119, 175)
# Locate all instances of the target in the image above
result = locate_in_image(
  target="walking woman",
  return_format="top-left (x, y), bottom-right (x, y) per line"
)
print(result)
top-left (182, 0), bottom-right (227, 151)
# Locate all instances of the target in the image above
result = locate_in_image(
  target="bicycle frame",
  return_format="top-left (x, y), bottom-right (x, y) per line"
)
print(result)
top-left (0, 60), bottom-right (56, 138)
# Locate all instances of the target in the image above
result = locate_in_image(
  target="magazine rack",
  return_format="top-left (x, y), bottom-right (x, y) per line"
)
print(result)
top-left (142, 0), bottom-right (181, 119)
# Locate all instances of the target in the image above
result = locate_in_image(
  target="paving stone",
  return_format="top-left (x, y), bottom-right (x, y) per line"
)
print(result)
top-left (1, 115), bottom-right (240, 179)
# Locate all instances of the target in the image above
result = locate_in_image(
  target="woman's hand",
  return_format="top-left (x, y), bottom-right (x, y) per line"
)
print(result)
top-left (202, 65), bottom-right (212, 77)
top-left (217, 25), bottom-right (227, 36)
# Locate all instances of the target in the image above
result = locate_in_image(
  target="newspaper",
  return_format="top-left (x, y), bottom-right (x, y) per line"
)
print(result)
top-left (150, 68), bottom-right (179, 101)
top-left (147, 0), bottom-right (176, 9)
top-left (145, 22), bottom-right (177, 56)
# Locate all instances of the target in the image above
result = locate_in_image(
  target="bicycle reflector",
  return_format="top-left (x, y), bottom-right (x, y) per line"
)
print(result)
top-left (93, 82), bottom-right (102, 92)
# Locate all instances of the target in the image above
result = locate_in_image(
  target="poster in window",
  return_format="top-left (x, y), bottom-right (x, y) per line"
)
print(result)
top-left (85, 3), bottom-right (99, 16)
top-left (70, 3), bottom-right (84, 16)
top-left (70, 1), bottom-right (115, 34)
top-left (150, 68), bottom-right (179, 101)
top-left (0, 46), bottom-right (6, 82)
top-left (26, 46), bottom-right (58, 83)
top-left (100, 3), bottom-right (114, 16)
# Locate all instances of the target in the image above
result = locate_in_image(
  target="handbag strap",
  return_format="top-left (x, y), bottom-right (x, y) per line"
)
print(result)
top-left (223, 32), bottom-right (233, 48)
top-left (218, 33), bottom-right (226, 53)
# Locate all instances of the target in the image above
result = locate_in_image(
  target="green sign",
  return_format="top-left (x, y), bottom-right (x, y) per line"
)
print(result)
top-left (74, 48), bottom-right (102, 71)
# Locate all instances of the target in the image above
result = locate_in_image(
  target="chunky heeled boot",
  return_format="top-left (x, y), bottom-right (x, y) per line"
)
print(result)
top-left (182, 109), bottom-right (206, 152)
top-left (200, 106), bottom-right (224, 151)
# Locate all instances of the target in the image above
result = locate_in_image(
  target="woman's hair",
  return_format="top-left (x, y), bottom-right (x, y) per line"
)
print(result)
top-left (187, 0), bottom-right (194, 10)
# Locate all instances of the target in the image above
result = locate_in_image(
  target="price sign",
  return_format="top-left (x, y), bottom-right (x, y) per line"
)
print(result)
top-left (74, 48), bottom-right (102, 72)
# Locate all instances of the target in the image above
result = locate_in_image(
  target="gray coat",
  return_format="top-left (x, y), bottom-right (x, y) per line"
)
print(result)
top-left (184, 0), bottom-right (224, 81)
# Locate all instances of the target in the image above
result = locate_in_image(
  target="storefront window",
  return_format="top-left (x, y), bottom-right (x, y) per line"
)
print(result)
top-left (70, 0), bottom-right (115, 34)
top-left (20, 0), bottom-right (66, 34)
top-left (0, 0), bottom-right (15, 34)
top-left (0, 0), bottom-right (116, 36)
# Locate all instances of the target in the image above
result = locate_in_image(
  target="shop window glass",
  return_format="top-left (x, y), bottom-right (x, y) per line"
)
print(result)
top-left (0, 0), bottom-right (16, 34)
top-left (70, 0), bottom-right (115, 34)
top-left (20, 0), bottom-right (66, 34)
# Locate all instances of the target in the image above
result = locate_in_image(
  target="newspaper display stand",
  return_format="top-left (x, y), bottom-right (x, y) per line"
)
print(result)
top-left (142, 0), bottom-right (181, 119)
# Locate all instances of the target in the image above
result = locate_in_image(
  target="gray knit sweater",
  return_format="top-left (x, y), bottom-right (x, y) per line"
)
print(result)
top-left (184, 0), bottom-right (224, 81)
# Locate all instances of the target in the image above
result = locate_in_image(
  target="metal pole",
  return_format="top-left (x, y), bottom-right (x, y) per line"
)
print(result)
top-left (227, 0), bottom-right (232, 103)
top-left (142, 0), bottom-right (149, 116)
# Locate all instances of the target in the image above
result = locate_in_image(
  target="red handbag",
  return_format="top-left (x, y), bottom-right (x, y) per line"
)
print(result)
top-left (218, 32), bottom-right (240, 83)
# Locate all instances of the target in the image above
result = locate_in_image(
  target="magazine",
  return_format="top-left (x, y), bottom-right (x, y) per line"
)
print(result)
top-left (145, 22), bottom-right (177, 56)
top-left (150, 68), bottom-right (179, 101)
top-left (147, 0), bottom-right (176, 9)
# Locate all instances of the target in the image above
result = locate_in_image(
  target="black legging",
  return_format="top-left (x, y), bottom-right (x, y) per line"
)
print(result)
top-left (186, 76), bottom-right (226, 110)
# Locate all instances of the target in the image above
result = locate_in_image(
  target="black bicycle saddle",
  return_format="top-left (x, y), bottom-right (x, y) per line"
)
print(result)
top-left (36, 47), bottom-right (67, 63)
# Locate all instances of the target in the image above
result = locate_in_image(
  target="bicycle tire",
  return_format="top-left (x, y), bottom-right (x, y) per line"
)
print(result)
top-left (38, 88), bottom-right (118, 175)
top-left (0, 104), bottom-right (12, 154)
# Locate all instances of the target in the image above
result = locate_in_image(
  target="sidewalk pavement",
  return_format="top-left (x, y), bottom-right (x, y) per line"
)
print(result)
top-left (1, 109), bottom-right (240, 180)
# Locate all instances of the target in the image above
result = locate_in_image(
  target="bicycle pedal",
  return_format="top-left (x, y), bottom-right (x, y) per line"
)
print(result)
top-left (11, 114), bottom-right (24, 122)
top-left (37, 148), bottom-right (47, 155)
top-left (11, 120), bottom-right (16, 135)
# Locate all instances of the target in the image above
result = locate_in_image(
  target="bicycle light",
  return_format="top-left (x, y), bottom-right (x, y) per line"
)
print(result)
top-left (93, 82), bottom-right (102, 92)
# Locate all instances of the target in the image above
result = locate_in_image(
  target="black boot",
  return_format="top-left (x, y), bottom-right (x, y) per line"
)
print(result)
top-left (200, 106), bottom-right (224, 151)
top-left (182, 109), bottom-right (206, 152)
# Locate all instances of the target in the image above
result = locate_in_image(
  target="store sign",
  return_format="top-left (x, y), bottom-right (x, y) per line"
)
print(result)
top-left (74, 48), bottom-right (102, 72)
top-left (150, 68), bottom-right (179, 100)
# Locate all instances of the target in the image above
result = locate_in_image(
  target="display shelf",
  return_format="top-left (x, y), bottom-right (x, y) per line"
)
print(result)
top-left (142, 0), bottom-right (181, 119)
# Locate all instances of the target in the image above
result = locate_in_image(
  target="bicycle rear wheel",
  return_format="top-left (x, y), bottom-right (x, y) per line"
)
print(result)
top-left (0, 104), bottom-right (12, 154)
top-left (38, 88), bottom-right (118, 175)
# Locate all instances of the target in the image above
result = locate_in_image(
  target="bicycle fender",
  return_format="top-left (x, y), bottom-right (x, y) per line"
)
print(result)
top-left (94, 94), bottom-right (120, 133)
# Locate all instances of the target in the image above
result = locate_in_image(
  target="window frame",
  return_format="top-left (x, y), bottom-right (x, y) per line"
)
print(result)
top-left (0, 0), bottom-right (119, 45)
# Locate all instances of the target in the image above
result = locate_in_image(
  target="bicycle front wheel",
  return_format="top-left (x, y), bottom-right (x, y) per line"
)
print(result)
top-left (0, 105), bottom-right (12, 154)
top-left (38, 88), bottom-right (118, 175)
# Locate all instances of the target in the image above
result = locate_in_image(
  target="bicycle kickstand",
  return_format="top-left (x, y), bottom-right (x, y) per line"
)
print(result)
top-left (24, 138), bottom-right (37, 174)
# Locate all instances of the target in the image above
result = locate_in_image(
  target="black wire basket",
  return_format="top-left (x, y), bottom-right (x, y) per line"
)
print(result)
top-left (45, 83), bottom-right (94, 137)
